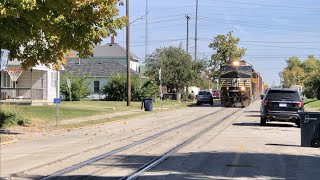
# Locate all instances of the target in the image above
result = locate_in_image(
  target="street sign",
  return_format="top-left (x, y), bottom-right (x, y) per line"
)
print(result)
top-left (53, 98), bottom-right (61, 104)
top-left (1, 49), bottom-right (10, 71)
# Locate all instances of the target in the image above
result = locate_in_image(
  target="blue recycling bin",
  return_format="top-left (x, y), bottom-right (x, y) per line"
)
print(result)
top-left (299, 112), bottom-right (320, 148)
top-left (142, 98), bottom-right (153, 111)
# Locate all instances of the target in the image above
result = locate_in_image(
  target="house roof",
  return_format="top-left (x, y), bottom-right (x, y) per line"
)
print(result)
top-left (69, 43), bottom-right (140, 61)
top-left (64, 59), bottom-right (140, 77)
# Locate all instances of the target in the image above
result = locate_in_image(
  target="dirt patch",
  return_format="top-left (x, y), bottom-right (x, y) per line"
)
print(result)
top-left (0, 135), bottom-right (15, 144)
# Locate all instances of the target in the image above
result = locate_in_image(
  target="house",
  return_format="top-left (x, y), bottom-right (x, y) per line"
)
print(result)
top-left (64, 59), bottom-right (140, 100)
top-left (0, 59), bottom-right (60, 105)
top-left (65, 38), bottom-right (141, 99)
top-left (68, 37), bottom-right (140, 72)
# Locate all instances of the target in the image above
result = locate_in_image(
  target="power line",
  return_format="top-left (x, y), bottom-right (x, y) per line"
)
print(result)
top-left (239, 43), bottom-right (320, 50)
top-left (198, 3), bottom-right (320, 11)
top-left (198, 17), bottom-right (320, 32)
top-left (148, 13), bottom-right (196, 21)
top-left (197, 11), bottom-right (320, 21)
top-left (131, 38), bottom-right (187, 47)
top-left (198, 38), bottom-right (320, 44)
top-left (154, 5), bottom-right (196, 10)
top-left (211, 0), bottom-right (320, 10)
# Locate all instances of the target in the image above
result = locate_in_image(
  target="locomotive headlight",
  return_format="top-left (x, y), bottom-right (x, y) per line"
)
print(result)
top-left (240, 86), bottom-right (246, 91)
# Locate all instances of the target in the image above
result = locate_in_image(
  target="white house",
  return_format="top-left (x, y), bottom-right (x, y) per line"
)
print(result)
top-left (65, 38), bottom-right (141, 99)
top-left (0, 59), bottom-right (60, 105)
top-left (64, 59), bottom-right (140, 100)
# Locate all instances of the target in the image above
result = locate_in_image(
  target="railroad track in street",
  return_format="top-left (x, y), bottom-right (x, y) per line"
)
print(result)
top-left (11, 108), bottom-right (210, 178)
top-left (120, 108), bottom-right (242, 180)
top-left (37, 107), bottom-right (230, 180)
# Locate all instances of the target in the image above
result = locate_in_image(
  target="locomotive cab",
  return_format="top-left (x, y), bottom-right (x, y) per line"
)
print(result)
top-left (220, 60), bottom-right (253, 107)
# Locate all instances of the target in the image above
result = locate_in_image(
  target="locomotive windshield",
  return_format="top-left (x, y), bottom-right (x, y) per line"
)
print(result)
top-left (221, 65), bottom-right (252, 72)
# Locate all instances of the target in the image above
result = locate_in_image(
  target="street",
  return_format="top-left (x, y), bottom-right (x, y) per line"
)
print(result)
top-left (1, 101), bottom-right (320, 180)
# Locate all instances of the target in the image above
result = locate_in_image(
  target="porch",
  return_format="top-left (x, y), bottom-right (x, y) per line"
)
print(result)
top-left (0, 69), bottom-right (51, 104)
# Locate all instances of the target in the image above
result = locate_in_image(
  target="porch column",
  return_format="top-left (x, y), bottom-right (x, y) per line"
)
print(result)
top-left (0, 71), bottom-right (2, 102)
top-left (30, 69), bottom-right (33, 102)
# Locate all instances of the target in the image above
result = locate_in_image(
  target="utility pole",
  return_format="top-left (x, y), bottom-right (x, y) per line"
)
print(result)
top-left (126, 0), bottom-right (131, 106)
top-left (185, 15), bottom-right (190, 54)
top-left (195, 0), bottom-right (198, 61)
top-left (145, 0), bottom-right (149, 62)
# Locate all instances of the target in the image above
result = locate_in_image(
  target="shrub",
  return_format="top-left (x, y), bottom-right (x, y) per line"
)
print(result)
top-left (61, 72), bottom-right (91, 101)
top-left (0, 107), bottom-right (30, 128)
top-left (102, 74), bottom-right (159, 101)
top-left (303, 87), bottom-right (316, 99)
top-left (102, 74), bottom-right (127, 101)
top-left (141, 80), bottom-right (159, 99)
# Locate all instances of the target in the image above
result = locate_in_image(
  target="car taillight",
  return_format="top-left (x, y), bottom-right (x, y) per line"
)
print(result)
top-left (297, 101), bottom-right (302, 108)
top-left (262, 100), bottom-right (268, 106)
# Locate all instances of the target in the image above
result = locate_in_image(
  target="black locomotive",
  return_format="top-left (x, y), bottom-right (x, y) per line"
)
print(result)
top-left (220, 60), bottom-right (262, 107)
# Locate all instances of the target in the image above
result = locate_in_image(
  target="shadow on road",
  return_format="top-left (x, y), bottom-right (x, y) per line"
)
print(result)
top-left (245, 114), bottom-right (261, 117)
top-left (0, 129), bottom-right (23, 135)
top-left (244, 110), bottom-right (260, 113)
top-left (233, 122), bottom-right (296, 128)
top-left (187, 103), bottom-right (222, 108)
top-left (266, 143), bottom-right (301, 147)
top-left (18, 151), bottom-right (320, 180)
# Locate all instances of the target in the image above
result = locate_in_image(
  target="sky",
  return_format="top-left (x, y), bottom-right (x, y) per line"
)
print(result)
top-left (102, 0), bottom-right (320, 87)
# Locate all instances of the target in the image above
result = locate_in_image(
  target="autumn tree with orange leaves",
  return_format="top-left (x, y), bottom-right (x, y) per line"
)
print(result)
top-left (0, 0), bottom-right (126, 69)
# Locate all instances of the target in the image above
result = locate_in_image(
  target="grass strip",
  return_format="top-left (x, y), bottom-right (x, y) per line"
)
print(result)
top-left (304, 99), bottom-right (320, 109)
top-left (58, 112), bottom-right (149, 129)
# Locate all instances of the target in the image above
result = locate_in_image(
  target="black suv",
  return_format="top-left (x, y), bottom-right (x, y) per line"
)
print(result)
top-left (260, 88), bottom-right (304, 127)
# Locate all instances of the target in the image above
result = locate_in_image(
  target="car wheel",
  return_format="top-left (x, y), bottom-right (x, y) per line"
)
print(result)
top-left (311, 139), bottom-right (320, 148)
top-left (260, 117), bottom-right (267, 126)
top-left (295, 120), bottom-right (301, 128)
top-left (197, 102), bottom-right (201, 105)
top-left (210, 100), bottom-right (213, 105)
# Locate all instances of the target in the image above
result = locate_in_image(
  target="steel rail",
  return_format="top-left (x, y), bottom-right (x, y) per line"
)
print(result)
top-left (14, 109), bottom-right (205, 177)
top-left (41, 107), bottom-right (226, 180)
top-left (121, 108), bottom-right (242, 180)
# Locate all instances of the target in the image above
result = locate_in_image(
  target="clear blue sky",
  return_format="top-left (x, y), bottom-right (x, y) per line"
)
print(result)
top-left (103, 0), bottom-right (320, 87)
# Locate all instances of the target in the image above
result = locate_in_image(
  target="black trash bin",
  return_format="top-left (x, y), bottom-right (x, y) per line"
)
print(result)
top-left (142, 98), bottom-right (153, 111)
top-left (299, 112), bottom-right (320, 147)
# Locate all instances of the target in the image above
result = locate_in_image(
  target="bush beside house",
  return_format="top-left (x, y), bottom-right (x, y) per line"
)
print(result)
top-left (102, 74), bottom-right (159, 101)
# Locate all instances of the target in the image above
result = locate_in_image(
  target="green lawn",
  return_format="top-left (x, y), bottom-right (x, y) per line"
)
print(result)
top-left (3, 100), bottom-right (191, 124)
top-left (304, 98), bottom-right (320, 109)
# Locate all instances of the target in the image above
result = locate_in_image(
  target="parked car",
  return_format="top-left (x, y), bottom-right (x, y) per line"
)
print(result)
top-left (197, 90), bottom-right (214, 105)
top-left (260, 88), bottom-right (304, 127)
top-left (211, 90), bottom-right (221, 99)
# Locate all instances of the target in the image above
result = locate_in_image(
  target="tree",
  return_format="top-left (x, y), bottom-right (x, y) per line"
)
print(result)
top-left (0, 0), bottom-right (126, 69)
top-left (281, 57), bottom-right (304, 87)
top-left (145, 45), bottom-right (205, 92)
top-left (281, 55), bottom-right (320, 98)
top-left (302, 55), bottom-right (320, 74)
top-left (208, 31), bottom-right (246, 80)
top-left (302, 56), bottom-right (320, 98)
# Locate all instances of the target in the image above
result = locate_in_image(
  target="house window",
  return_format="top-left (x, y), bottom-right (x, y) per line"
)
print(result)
top-left (94, 81), bottom-right (100, 93)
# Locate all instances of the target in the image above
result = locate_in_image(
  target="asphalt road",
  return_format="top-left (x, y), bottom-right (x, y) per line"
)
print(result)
top-left (1, 101), bottom-right (320, 180)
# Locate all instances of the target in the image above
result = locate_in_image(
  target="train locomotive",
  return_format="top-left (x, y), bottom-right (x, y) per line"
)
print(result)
top-left (220, 60), bottom-right (262, 107)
